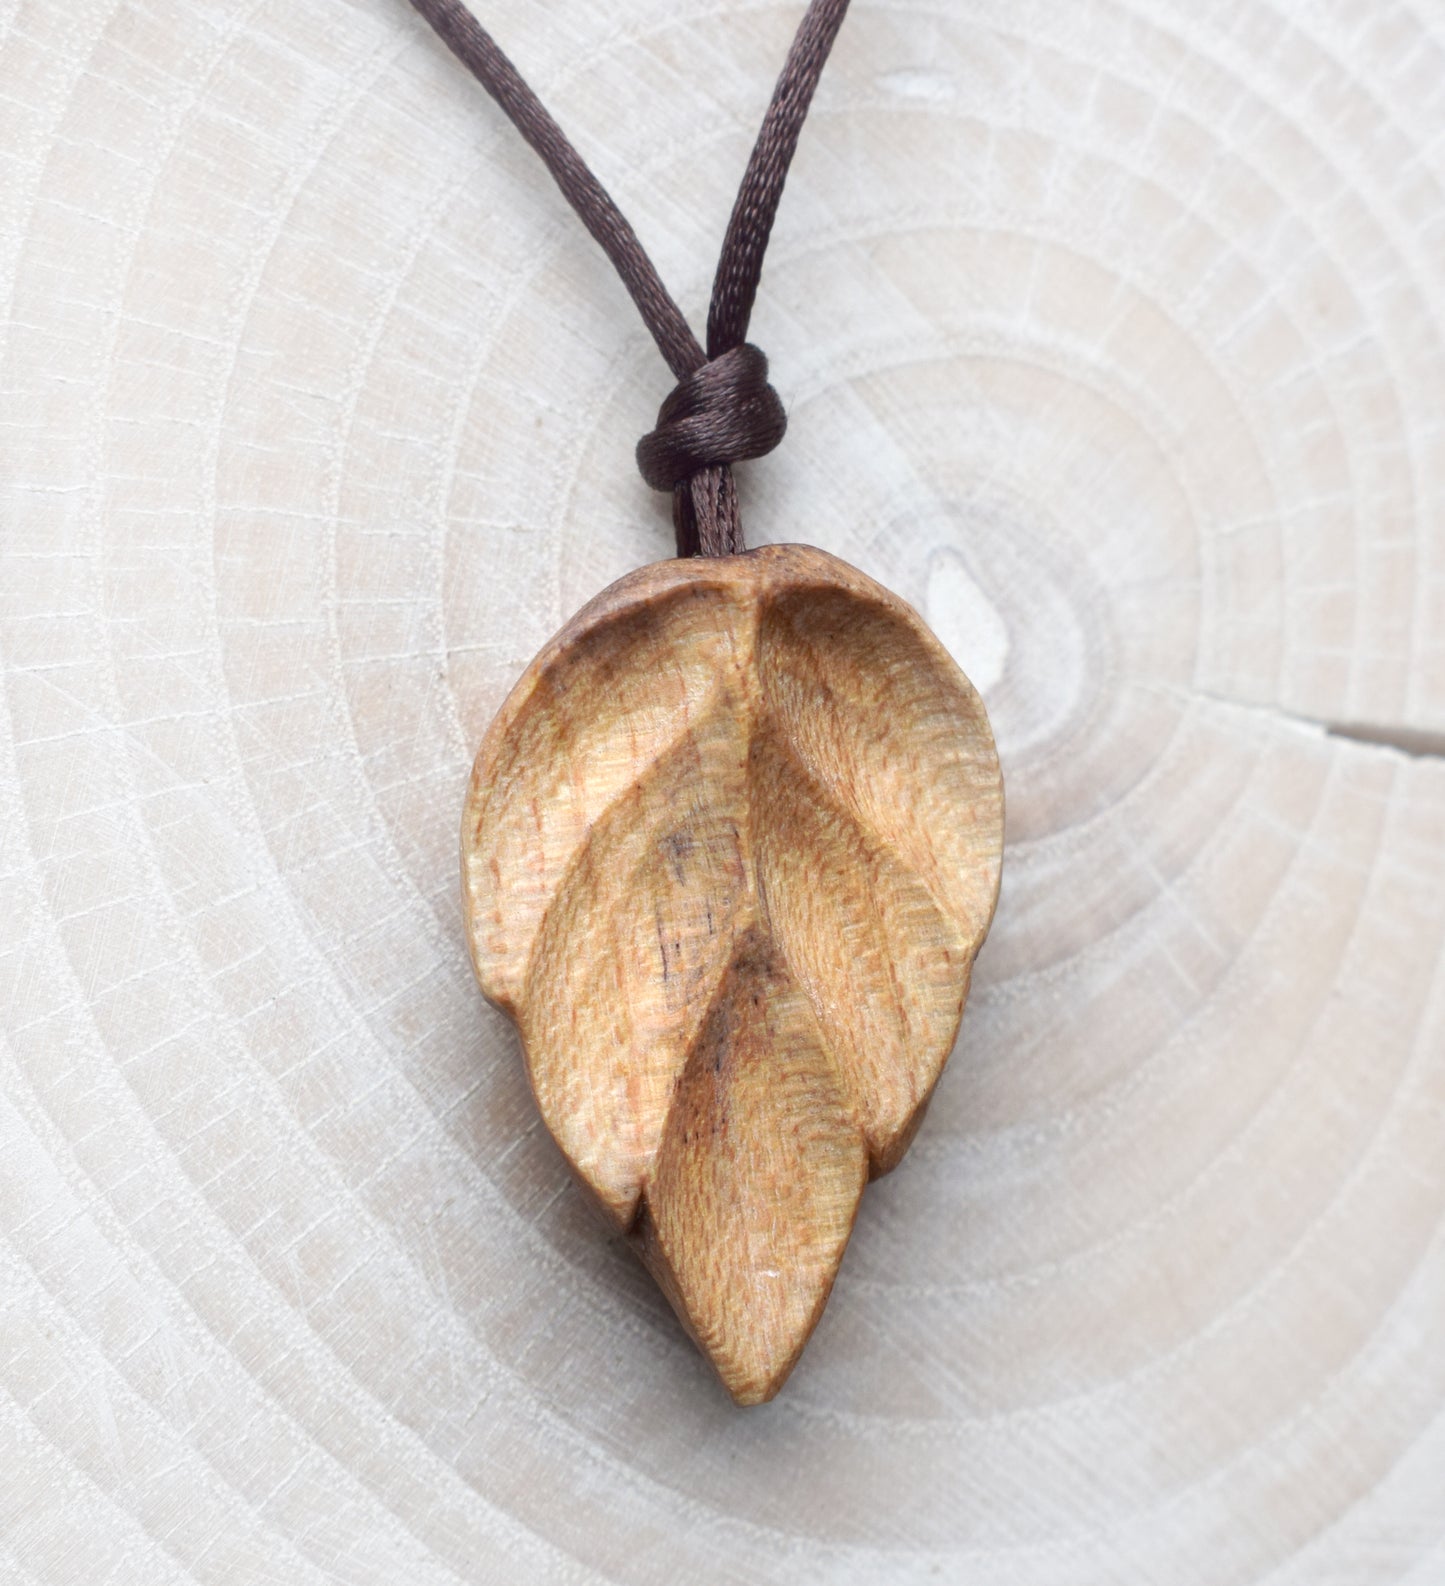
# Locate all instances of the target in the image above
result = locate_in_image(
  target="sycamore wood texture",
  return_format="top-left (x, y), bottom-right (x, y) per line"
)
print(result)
top-left (462, 545), bottom-right (1003, 1402)
top-left (6, 0), bottom-right (1445, 1581)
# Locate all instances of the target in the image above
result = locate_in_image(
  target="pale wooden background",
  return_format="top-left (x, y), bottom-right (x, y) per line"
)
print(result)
top-left (3, 0), bottom-right (1444, 1581)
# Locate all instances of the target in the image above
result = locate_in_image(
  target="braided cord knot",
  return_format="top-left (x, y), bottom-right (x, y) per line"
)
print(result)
top-left (635, 343), bottom-right (787, 492)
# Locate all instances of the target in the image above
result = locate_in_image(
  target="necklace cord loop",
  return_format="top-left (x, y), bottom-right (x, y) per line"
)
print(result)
top-left (639, 344), bottom-right (788, 558)
top-left (405, 0), bottom-right (850, 557)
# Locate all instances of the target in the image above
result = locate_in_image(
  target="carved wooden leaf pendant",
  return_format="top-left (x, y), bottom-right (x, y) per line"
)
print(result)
top-left (462, 544), bottom-right (1003, 1404)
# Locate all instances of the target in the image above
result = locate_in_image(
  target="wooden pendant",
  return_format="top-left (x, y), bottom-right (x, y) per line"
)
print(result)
top-left (461, 544), bottom-right (1003, 1403)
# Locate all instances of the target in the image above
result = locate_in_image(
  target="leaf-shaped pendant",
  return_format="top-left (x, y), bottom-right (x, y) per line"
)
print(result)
top-left (462, 544), bottom-right (1003, 1403)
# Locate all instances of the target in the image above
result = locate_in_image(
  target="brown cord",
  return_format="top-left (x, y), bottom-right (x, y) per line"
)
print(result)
top-left (406, 0), bottom-right (851, 556)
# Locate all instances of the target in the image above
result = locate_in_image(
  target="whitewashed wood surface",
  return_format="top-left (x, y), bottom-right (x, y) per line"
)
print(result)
top-left (3, 1), bottom-right (1444, 1581)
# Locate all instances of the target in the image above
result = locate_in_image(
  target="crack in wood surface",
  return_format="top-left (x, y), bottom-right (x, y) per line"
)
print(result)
top-left (1178, 688), bottom-right (1445, 764)
top-left (1322, 721), bottom-right (1445, 762)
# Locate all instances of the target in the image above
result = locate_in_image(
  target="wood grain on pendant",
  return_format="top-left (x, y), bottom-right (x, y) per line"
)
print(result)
top-left (461, 544), bottom-right (1004, 1404)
